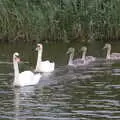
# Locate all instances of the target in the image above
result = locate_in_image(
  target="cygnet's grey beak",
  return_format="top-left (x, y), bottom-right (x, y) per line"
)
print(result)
top-left (66, 51), bottom-right (69, 54)
top-left (102, 46), bottom-right (106, 50)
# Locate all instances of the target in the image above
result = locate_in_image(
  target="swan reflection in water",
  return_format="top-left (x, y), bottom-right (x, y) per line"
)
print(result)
top-left (14, 86), bottom-right (36, 120)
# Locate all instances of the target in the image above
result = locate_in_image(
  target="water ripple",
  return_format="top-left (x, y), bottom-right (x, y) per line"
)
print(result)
top-left (0, 59), bottom-right (120, 120)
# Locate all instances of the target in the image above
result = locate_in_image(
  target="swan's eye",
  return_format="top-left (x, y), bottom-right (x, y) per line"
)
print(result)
top-left (37, 44), bottom-right (41, 47)
top-left (37, 44), bottom-right (42, 49)
top-left (15, 54), bottom-right (19, 57)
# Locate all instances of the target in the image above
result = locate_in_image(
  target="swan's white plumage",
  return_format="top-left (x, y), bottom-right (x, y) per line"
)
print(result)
top-left (13, 52), bottom-right (41, 87)
top-left (35, 44), bottom-right (55, 72)
top-left (38, 61), bottom-right (55, 72)
top-left (16, 71), bottom-right (41, 86)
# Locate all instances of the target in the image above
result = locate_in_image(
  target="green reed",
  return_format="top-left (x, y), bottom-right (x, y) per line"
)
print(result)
top-left (0, 0), bottom-right (120, 43)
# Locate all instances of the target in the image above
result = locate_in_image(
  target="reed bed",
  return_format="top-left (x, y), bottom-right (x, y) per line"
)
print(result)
top-left (0, 0), bottom-right (120, 43)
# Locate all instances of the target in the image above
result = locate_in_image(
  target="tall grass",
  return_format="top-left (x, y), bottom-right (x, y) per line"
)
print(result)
top-left (0, 0), bottom-right (120, 43)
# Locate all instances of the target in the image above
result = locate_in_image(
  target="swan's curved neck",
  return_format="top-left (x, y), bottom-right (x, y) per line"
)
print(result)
top-left (106, 47), bottom-right (111, 59)
top-left (68, 51), bottom-right (74, 65)
top-left (13, 59), bottom-right (19, 85)
top-left (81, 51), bottom-right (86, 61)
top-left (36, 49), bottom-right (43, 70)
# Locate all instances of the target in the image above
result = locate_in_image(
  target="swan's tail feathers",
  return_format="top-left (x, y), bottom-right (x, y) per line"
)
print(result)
top-left (33, 73), bottom-right (41, 84)
top-left (50, 62), bottom-right (55, 72)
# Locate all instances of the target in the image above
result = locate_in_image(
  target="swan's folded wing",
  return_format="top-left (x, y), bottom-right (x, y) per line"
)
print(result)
top-left (111, 53), bottom-right (120, 55)
top-left (40, 61), bottom-right (55, 72)
top-left (73, 59), bottom-right (85, 65)
top-left (110, 53), bottom-right (120, 60)
top-left (86, 56), bottom-right (96, 62)
top-left (19, 71), bottom-right (41, 86)
top-left (111, 53), bottom-right (120, 57)
top-left (19, 71), bottom-right (34, 86)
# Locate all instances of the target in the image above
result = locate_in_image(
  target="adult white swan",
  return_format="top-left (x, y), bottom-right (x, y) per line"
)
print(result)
top-left (103, 43), bottom-right (120, 60)
top-left (13, 52), bottom-right (41, 87)
top-left (35, 44), bottom-right (55, 72)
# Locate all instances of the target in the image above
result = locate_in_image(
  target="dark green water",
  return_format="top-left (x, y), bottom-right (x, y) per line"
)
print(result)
top-left (0, 42), bottom-right (120, 120)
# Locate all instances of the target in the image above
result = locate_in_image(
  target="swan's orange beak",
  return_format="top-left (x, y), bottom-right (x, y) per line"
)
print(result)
top-left (16, 57), bottom-right (20, 62)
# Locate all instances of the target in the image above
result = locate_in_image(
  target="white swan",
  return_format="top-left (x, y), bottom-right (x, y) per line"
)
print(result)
top-left (67, 47), bottom-right (85, 66)
top-left (35, 43), bottom-right (55, 72)
top-left (13, 52), bottom-right (41, 87)
top-left (103, 43), bottom-right (120, 60)
top-left (80, 46), bottom-right (96, 63)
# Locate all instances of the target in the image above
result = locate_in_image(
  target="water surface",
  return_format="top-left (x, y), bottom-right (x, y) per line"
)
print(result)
top-left (0, 42), bottom-right (120, 120)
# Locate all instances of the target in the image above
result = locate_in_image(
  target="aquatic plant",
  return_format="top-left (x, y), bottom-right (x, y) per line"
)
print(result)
top-left (0, 0), bottom-right (120, 43)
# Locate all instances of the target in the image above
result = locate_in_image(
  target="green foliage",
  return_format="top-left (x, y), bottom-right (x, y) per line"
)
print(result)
top-left (0, 0), bottom-right (120, 42)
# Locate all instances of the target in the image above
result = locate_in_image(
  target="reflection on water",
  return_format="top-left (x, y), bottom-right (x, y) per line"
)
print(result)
top-left (14, 87), bottom-right (36, 120)
top-left (0, 42), bottom-right (120, 120)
